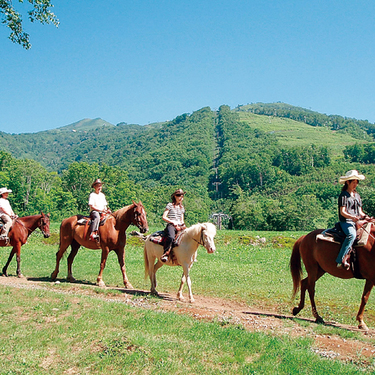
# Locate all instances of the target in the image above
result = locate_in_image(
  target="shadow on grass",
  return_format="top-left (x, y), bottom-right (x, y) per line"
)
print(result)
top-left (242, 309), bottom-right (373, 333)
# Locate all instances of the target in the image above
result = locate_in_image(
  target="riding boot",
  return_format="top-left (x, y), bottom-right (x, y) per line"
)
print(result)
top-left (342, 252), bottom-right (351, 270)
top-left (160, 247), bottom-right (171, 263)
top-left (89, 231), bottom-right (99, 242)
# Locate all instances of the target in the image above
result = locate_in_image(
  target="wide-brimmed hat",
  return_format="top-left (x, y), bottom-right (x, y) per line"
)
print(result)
top-left (91, 179), bottom-right (103, 188)
top-left (0, 187), bottom-right (12, 196)
top-left (171, 189), bottom-right (186, 198)
top-left (339, 170), bottom-right (365, 184)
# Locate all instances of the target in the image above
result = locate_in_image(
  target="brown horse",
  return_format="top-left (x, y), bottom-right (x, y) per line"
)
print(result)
top-left (1, 212), bottom-right (51, 277)
top-left (290, 224), bottom-right (375, 331)
top-left (51, 202), bottom-right (148, 288)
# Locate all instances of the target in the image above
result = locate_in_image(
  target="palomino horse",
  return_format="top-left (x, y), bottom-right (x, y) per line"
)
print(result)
top-left (142, 223), bottom-right (216, 302)
top-left (290, 224), bottom-right (375, 331)
top-left (51, 202), bottom-right (148, 288)
top-left (1, 212), bottom-right (51, 277)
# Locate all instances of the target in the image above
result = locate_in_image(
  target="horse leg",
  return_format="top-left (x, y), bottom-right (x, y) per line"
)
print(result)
top-left (116, 248), bottom-right (133, 289)
top-left (306, 268), bottom-right (326, 324)
top-left (177, 273), bottom-right (186, 301)
top-left (51, 240), bottom-right (71, 281)
top-left (179, 264), bottom-right (194, 303)
top-left (67, 240), bottom-right (80, 283)
top-left (293, 268), bottom-right (325, 323)
top-left (15, 243), bottom-right (23, 278)
top-left (292, 277), bottom-right (308, 316)
top-left (149, 256), bottom-right (160, 295)
top-left (356, 279), bottom-right (374, 331)
top-left (2, 248), bottom-right (16, 277)
top-left (97, 247), bottom-right (110, 287)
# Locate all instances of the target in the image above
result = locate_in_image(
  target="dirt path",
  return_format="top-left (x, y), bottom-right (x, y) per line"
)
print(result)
top-left (1, 275), bottom-right (375, 365)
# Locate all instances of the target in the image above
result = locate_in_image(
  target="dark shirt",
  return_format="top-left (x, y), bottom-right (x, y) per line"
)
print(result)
top-left (338, 190), bottom-right (362, 222)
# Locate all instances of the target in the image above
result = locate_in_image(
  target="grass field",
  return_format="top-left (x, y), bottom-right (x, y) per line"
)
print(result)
top-left (0, 225), bottom-right (375, 374)
top-left (238, 112), bottom-right (367, 159)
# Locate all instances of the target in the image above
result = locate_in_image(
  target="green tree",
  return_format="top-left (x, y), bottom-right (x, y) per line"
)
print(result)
top-left (1, 0), bottom-right (58, 49)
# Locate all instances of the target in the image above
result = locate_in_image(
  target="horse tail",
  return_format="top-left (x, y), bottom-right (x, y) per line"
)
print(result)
top-left (144, 243), bottom-right (149, 280)
top-left (290, 235), bottom-right (304, 299)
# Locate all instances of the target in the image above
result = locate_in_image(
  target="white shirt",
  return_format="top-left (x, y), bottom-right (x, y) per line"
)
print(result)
top-left (0, 198), bottom-right (15, 216)
top-left (88, 192), bottom-right (108, 212)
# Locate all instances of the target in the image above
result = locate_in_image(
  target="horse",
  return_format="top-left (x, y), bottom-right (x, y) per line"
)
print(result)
top-left (290, 223), bottom-right (375, 331)
top-left (0, 212), bottom-right (51, 278)
top-left (141, 222), bottom-right (216, 303)
top-left (50, 201), bottom-right (148, 288)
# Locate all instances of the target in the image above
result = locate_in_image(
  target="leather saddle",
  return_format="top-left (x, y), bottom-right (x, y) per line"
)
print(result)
top-left (149, 229), bottom-right (184, 248)
top-left (76, 213), bottom-right (110, 227)
top-left (316, 220), bottom-right (372, 247)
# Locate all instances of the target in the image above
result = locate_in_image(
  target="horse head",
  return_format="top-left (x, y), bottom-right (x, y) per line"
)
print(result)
top-left (39, 212), bottom-right (51, 238)
top-left (200, 223), bottom-right (216, 253)
top-left (132, 201), bottom-right (148, 234)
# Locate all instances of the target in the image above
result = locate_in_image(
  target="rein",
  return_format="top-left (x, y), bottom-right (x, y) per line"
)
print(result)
top-left (15, 218), bottom-right (32, 234)
top-left (188, 227), bottom-right (205, 246)
top-left (358, 220), bottom-right (375, 242)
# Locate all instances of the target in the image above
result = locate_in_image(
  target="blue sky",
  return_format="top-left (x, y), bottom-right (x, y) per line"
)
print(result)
top-left (1, 0), bottom-right (375, 134)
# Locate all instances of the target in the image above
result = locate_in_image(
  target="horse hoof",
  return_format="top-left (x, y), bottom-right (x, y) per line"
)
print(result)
top-left (97, 280), bottom-right (106, 288)
top-left (292, 307), bottom-right (300, 316)
top-left (67, 276), bottom-right (76, 283)
top-left (358, 322), bottom-right (369, 331)
top-left (189, 298), bottom-right (195, 303)
top-left (315, 317), bottom-right (325, 324)
top-left (124, 282), bottom-right (134, 290)
top-left (178, 295), bottom-right (185, 301)
top-left (17, 274), bottom-right (24, 278)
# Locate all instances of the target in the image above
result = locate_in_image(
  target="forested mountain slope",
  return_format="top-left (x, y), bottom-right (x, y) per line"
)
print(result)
top-left (2, 103), bottom-right (375, 230)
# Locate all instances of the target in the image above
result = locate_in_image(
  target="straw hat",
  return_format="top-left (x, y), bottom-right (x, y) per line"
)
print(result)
top-left (339, 170), bottom-right (365, 184)
top-left (0, 187), bottom-right (12, 196)
top-left (91, 179), bottom-right (103, 188)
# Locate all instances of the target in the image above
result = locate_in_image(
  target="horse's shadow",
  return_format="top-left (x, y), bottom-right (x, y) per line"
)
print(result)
top-left (242, 310), bottom-right (372, 333)
top-left (27, 276), bottom-right (97, 286)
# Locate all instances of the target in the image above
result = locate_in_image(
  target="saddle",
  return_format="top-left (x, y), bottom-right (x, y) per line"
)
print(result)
top-left (316, 220), bottom-right (372, 247)
top-left (316, 220), bottom-right (372, 279)
top-left (149, 230), bottom-right (184, 248)
top-left (76, 212), bottom-right (110, 226)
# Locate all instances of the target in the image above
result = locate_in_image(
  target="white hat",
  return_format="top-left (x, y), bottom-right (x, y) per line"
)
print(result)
top-left (0, 187), bottom-right (12, 196)
top-left (339, 170), bottom-right (365, 184)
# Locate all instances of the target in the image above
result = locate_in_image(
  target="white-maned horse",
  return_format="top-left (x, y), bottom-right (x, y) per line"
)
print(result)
top-left (143, 222), bottom-right (216, 303)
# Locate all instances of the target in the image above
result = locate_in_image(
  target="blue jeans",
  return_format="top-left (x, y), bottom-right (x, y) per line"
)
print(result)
top-left (335, 221), bottom-right (356, 263)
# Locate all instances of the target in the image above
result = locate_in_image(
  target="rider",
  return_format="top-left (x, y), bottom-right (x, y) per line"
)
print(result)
top-left (160, 189), bottom-right (186, 262)
top-left (88, 179), bottom-right (109, 241)
top-left (0, 187), bottom-right (17, 241)
top-left (336, 170), bottom-right (370, 269)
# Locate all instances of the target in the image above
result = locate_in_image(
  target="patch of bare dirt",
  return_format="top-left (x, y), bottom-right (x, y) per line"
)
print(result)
top-left (1, 275), bottom-right (375, 365)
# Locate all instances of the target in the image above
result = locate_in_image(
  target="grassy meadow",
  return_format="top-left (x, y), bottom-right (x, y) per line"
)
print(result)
top-left (0, 224), bottom-right (375, 374)
top-left (238, 112), bottom-right (367, 159)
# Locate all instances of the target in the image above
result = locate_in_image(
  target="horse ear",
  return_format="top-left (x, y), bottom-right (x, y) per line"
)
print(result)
top-left (132, 200), bottom-right (137, 206)
top-left (201, 223), bottom-right (207, 230)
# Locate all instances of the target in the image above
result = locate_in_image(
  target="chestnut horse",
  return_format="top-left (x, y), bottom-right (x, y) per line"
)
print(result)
top-left (51, 202), bottom-right (148, 288)
top-left (290, 224), bottom-right (375, 331)
top-left (1, 212), bottom-right (51, 277)
top-left (142, 223), bottom-right (216, 302)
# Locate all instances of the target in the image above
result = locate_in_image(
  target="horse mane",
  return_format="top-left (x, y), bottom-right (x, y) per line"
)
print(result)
top-left (185, 222), bottom-right (217, 237)
top-left (113, 204), bottom-right (134, 221)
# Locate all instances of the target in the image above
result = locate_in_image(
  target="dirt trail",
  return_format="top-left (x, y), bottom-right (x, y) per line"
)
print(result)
top-left (1, 275), bottom-right (375, 364)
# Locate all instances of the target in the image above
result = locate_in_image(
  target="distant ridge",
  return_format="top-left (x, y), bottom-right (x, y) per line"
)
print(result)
top-left (56, 118), bottom-right (115, 132)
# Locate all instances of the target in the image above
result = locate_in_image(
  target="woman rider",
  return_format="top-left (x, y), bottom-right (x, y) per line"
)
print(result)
top-left (88, 179), bottom-right (109, 241)
top-left (336, 170), bottom-right (370, 269)
top-left (160, 189), bottom-right (186, 262)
